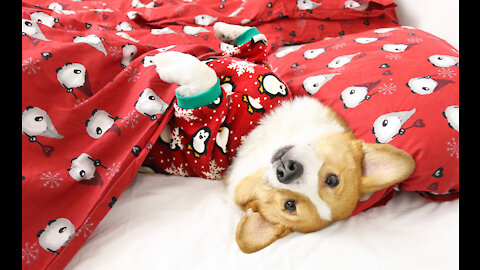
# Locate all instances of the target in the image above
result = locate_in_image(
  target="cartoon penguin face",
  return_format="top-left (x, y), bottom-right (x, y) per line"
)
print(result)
top-left (22, 106), bottom-right (63, 139)
top-left (182, 26), bottom-right (209, 36)
top-left (30, 11), bottom-right (57, 27)
top-left (354, 37), bottom-right (378, 44)
top-left (302, 73), bottom-right (338, 95)
top-left (258, 74), bottom-right (287, 98)
top-left (85, 109), bottom-right (117, 139)
top-left (22, 19), bottom-right (49, 41)
top-left (406, 76), bottom-right (437, 95)
top-left (121, 44), bottom-right (137, 68)
top-left (68, 153), bottom-right (96, 181)
top-left (382, 44), bottom-right (408, 53)
top-left (142, 55), bottom-right (158, 68)
top-left (215, 124), bottom-right (230, 155)
top-left (340, 86), bottom-right (368, 108)
top-left (428, 54), bottom-right (459, 67)
top-left (303, 48), bottom-right (325, 59)
top-left (56, 62), bottom-right (86, 90)
top-left (327, 52), bottom-right (360, 68)
top-left (134, 88), bottom-right (168, 120)
top-left (297, 0), bottom-right (322, 11)
top-left (187, 127), bottom-right (211, 158)
top-left (443, 105), bottom-right (459, 132)
top-left (116, 21), bottom-right (134, 31)
top-left (344, 0), bottom-right (369, 10)
top-left (73, 35), bottom-right (107, 56)
top-left (372, 109), bottom-right (416, 143)
top-left (151, 27), bottom-right (176, 35)
top-left (37, 218), bottom-right (75, 254)
top-left (194, 14), bottom-right (217, 26)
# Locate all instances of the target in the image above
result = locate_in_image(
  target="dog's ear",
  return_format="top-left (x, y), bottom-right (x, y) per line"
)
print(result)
top-left (359, 142), bottom-right (415, 195)
top-left (235, 208), bottom-right (291, 253)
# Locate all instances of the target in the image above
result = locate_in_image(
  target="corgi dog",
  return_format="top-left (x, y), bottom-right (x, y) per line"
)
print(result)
top-left (143, 22), bottom-right (415, 253)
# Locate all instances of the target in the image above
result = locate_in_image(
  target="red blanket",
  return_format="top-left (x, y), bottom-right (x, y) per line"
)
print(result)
top-left (22, 1), bottom-right (457, 269)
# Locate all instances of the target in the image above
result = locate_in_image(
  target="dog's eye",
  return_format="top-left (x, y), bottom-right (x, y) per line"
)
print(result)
top-left (284, 200), bottom-right (296, 213)
top-left (325, 174), bottom-right (339, 187)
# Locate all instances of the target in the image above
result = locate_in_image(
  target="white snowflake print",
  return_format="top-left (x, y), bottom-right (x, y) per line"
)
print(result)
top-left (76, 218), bottom-right (95, 238)
top-left (446, 137), bottom-right (459, 159)
top-left (22, 242), bottom-right (39, 265)
top-left (407, 37), bottom-right (423, 44)
top-left (174, 103), bottom-right (199, 122)
top-left (296, 19), bottom-right (307, 28)
top-left (40, 171), bottom-right (64, 188)
top-left (125, 66), bottom-right (141, 82)
top-left (378, 82), bottom-right (396, 95)
top-left (105, 162), bottom-right (121, 180)
top-left (227, 60), bottom-right (256, 76)
top-left (293, 64), bottom-right (306, 75)
top-left (171, 127), bottom-right (184, 150)
top-left (437, 67), bottom-right (457, 79)
top-left (74, 97), bottom-right (87, 107)
top-left (22, 57), bottom-right (41, 75)
top-left (385, 53), bottom-right (401, 61)
top-left (164, 163), bottom-right (189, 177)
top-left (202, 160), bottom-right (225, 180)
top-left (332, 42), bottom-right (347, 50)
top-left (122, 110), bottom-right (140, 128)
top-left (108, 46), bottom-right (122, 61)
top-left (223, 47), bottom-right (242, 57)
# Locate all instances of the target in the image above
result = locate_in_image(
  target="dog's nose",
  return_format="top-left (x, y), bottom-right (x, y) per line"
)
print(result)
top-left (276, 160), bottom-right (303, 184)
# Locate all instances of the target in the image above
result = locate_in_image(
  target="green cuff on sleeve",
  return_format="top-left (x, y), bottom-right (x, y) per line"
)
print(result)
top-left (176, 78), bottom-right (221, 109)
top-left (236, 27), bottom-right (261, 46)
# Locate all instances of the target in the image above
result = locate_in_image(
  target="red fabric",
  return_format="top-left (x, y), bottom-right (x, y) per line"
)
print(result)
top-left (267, 27), bottom-right (459, 215)
top-left (22, 0), bottom-right (456, 269)
top-left (145, 36), bottom-right (292, 179)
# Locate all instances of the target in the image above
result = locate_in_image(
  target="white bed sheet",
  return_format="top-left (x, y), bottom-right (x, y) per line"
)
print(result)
top-left (67, 173), bottom-right (459, 270)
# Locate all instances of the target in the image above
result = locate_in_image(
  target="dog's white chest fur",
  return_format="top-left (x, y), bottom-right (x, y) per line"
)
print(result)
top-left (225, 96), bottom-right (345, 197)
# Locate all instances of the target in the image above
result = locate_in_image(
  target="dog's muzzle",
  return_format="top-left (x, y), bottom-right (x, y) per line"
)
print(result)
top-left (271, 145), bottom-right (304, 184)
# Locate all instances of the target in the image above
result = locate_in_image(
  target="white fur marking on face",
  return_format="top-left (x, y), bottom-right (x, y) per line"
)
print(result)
top-left (262, 144), bottom-right (332, 221)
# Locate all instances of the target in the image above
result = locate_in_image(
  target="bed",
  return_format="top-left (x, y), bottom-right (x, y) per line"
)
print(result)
top-left (22, 1), bottom-right (459, 269)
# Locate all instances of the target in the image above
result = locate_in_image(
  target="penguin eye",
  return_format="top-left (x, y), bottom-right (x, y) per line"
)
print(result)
top-left (79, 170), bottom-right (85, 177)
top-left (438, 57), bottom-right (443, 60)
top-left (74, 69), bottom-right (82, 74)
top-left (313, 83), bottom-right (319, 88)
top-left (34, 116), bottom-right (44, 122)
top-left (130, 52), bottom-right (135, 56)
top-left (349, 89), bottom-right (355, 95)
top-left (96, 127), bottom-right (102, 135)
top-left (25, 21), bottom-right (32, 27)
top-left (37, 19), bottom-right (42, 23)
top-left (59, 227), bottom-right (67, 233)
top-left (382, 119), bottom-right (388, 127)
top-left (148, 95), bottom-right (155, 100)
top-left (422, 87), bottom-right (430, 91)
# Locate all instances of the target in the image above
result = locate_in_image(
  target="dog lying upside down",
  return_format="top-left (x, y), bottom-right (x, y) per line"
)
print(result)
top-left (142, 22), bottom-right (415, 253)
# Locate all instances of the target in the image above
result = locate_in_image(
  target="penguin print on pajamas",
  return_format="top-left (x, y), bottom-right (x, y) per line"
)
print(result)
top-left (22, 19), bottom-right (49, 44)
top-left (134, 88), bottom-right (168, 120)
top-left (22, 106), bottom-right (63, 156)
top-left (428, 54), bottom-right (459, 67)
top-left (73, 35), bottom-right (108, 56)
top-left (372, 108), bottom-right (425, 143)
top-left (302, 73), bottom-right (339, 95)
top-left (443, 105), bottom-right (459, 132)
top-left (67, 153), bottom-right (107, 186)
top-left (242, 95), bottom-right (265, 115)
top-left (406, 75), bottom-right (454, 95)
top-left (215, 124), bottom-right (230, 155)
top-left (220, 76), bottom-right (236, 94)
top-left (303, 48), bottom-right (325, 60)
top-left (56, 62), bottom-right (92, 99)
top-left (257, 73), bottom-right (288, 98)
top-left (85, 109), bottom-right (121, 139)
top-left (187, 127), bottom-right (211, 158)
top-left (121, 44), bottom-right (137, 68)
top-left (340, 80), bottom-right (381, 108)
top-left (37, 218), bottom-right (75, 254)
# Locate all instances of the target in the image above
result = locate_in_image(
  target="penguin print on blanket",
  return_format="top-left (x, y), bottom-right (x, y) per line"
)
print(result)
top-left (67, 153), bottom-right (106, 186)
top-left (340, 80), bottom-right (381, 109)
top-left (372, 109), bottom-right (425, 143)
top-left (22, 19), bottom-right (49, 44)
top-left (37, 218), bottom-right (75, 254)
top-left (406, 75), bottom-right (454, 95)
top-left (134, 88), bottom-right (168, 120)
top-left (121, 44), bottom-right (137, 68)
top-left (186, 127), bottom-right (211, 158)
top-left (297, 0), bottom-right (322, 13)
top-left (428, 55), bottom-right (459, 67)
top-left (22, 106), bottom-right (64, 156)
top-left (443, 105), bottom-right (459, 132)
top-left (56, 62), bottom-right (92, 99)
top-left (73, 35), bottom-right (108, 56)
top-left (302, 73), bottom-right (339, 95)
top-left (85, 109), bottom-right (121, 139)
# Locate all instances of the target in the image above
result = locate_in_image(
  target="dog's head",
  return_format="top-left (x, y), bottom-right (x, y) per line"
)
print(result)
top-left (233, 132), bottom-right (415, 253)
